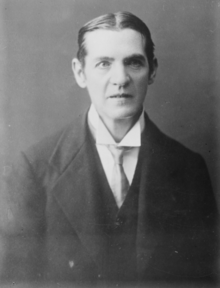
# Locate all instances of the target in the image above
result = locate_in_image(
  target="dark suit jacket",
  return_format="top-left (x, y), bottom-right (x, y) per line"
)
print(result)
top-left (0, 111), bottom-right (218, 286)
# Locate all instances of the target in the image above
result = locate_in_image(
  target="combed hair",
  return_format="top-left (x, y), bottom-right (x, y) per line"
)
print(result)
top-left (77, 11), bottom-right (156, 73)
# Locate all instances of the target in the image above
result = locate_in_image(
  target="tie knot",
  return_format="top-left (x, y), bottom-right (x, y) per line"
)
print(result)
top-left (108, 145), bottom-right (129, 165)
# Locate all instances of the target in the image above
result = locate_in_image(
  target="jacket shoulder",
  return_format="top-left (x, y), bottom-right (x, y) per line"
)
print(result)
top-left (26, 125), bottom-right (69, 163)
top-left (145, 115), bottom-right (204, 165)
top-left (24, 113), bottom-right (87, 172)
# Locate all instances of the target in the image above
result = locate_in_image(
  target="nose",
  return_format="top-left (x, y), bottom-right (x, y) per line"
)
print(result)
top-left (110, 63), bottom-right (130, 87)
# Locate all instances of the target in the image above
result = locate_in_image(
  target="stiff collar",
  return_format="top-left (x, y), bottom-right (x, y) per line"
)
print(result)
top-left (88, 104), bottom-right (145, 147)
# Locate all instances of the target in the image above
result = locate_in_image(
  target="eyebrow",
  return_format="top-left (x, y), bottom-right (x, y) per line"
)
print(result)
top-left (93, 54), bottom-right (146, 63)
top-left (124, 54), bottom-right (146, 63)
top-left (93, 57), bottom-right (114, 62)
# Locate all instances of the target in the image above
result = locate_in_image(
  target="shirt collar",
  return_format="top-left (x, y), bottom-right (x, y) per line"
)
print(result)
top-left (88, 104), bottom-right (145, 147)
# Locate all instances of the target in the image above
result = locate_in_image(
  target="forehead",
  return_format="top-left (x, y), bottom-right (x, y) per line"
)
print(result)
top-left (84, 29), bottom-right (146, 59)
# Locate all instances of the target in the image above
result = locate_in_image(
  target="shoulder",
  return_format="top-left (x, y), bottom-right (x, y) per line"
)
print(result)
top-left (144, 113), bottom-right (205, 168)
top-left (23, 112), bottom-right (88, 173)
top-left (143, 114), bottom-right (215, 208)
top-left (4, 111), bottom-right (88, 194)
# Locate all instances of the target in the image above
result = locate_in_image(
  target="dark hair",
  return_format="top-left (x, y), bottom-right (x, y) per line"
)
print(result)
top-left (77, 11), bottom-right (156, 73)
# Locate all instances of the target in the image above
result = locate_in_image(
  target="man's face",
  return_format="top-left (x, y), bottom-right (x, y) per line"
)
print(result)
top-left (73, 28), bottom-right (156, 124)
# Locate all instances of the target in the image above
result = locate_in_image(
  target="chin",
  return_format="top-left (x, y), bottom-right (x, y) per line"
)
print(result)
top-left (110, 110), bottom-right (140, 122)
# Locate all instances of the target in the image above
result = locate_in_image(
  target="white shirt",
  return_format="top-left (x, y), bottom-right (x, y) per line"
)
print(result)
top-left (88, 105), bottom-right (145, 205)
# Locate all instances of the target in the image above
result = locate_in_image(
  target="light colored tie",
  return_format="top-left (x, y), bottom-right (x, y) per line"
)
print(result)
top-left (108, 145), bottom-right (130, 208)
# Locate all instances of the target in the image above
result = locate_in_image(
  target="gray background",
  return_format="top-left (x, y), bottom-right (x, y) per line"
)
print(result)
top-left (0, 0), bottom-right (220, 208)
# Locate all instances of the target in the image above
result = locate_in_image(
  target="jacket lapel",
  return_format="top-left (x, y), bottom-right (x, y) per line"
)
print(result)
top-left (48, 112), bottom-right (106, 270)
top-left (136, 113), bottom-right (170, 279)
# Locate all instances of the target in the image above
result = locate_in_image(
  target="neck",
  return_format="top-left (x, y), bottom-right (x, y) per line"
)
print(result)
top-left (100, 112), bottom-right (142, 143)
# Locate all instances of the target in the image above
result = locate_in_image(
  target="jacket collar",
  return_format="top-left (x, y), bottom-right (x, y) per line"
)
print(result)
top-left (48, 111), bottom-right (88, 175)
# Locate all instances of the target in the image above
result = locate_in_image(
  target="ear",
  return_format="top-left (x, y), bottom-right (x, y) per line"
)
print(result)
top-left (148, 58), bottom-right (158, 85)
top-left (72, 58), bottom-right (87, 88)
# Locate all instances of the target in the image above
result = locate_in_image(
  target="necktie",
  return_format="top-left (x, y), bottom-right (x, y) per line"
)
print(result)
top-left (108, 145), bottom-right (130, 208)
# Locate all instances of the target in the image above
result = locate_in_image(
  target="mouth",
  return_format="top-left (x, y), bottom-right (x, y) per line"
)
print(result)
top-left (109, 93), bottom-right (132, 99)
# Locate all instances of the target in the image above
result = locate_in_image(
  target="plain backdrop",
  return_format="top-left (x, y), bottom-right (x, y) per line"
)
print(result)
top-left (0, 0), bottom-right (219, 208)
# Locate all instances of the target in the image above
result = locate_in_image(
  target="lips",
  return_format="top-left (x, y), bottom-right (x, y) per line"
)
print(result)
top-left (109, 93), bottom-right (132, 98)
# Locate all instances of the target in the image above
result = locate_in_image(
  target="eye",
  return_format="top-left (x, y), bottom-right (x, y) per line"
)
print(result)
top-left (96, 61), bottom-right (111, 69)
top-left (125, 58), bottom-right (145, 69)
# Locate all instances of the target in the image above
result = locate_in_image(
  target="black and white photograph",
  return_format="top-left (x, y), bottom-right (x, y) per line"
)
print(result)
top-left (0, 1), bottom-right (219, 287)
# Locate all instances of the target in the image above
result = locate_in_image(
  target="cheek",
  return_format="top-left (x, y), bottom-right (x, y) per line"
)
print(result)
top-left (87, 74), bottom-right (107, 90)
top-left (132, 70), bottom-right (148, 82)
top-left (86, 82), bottom-right (106, 103)
top-left (135, 75), bottom-right (149, 92)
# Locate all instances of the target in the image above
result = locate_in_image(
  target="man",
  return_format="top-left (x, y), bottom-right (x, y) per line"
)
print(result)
top-left (0, 11), bottom-right (218, 286)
